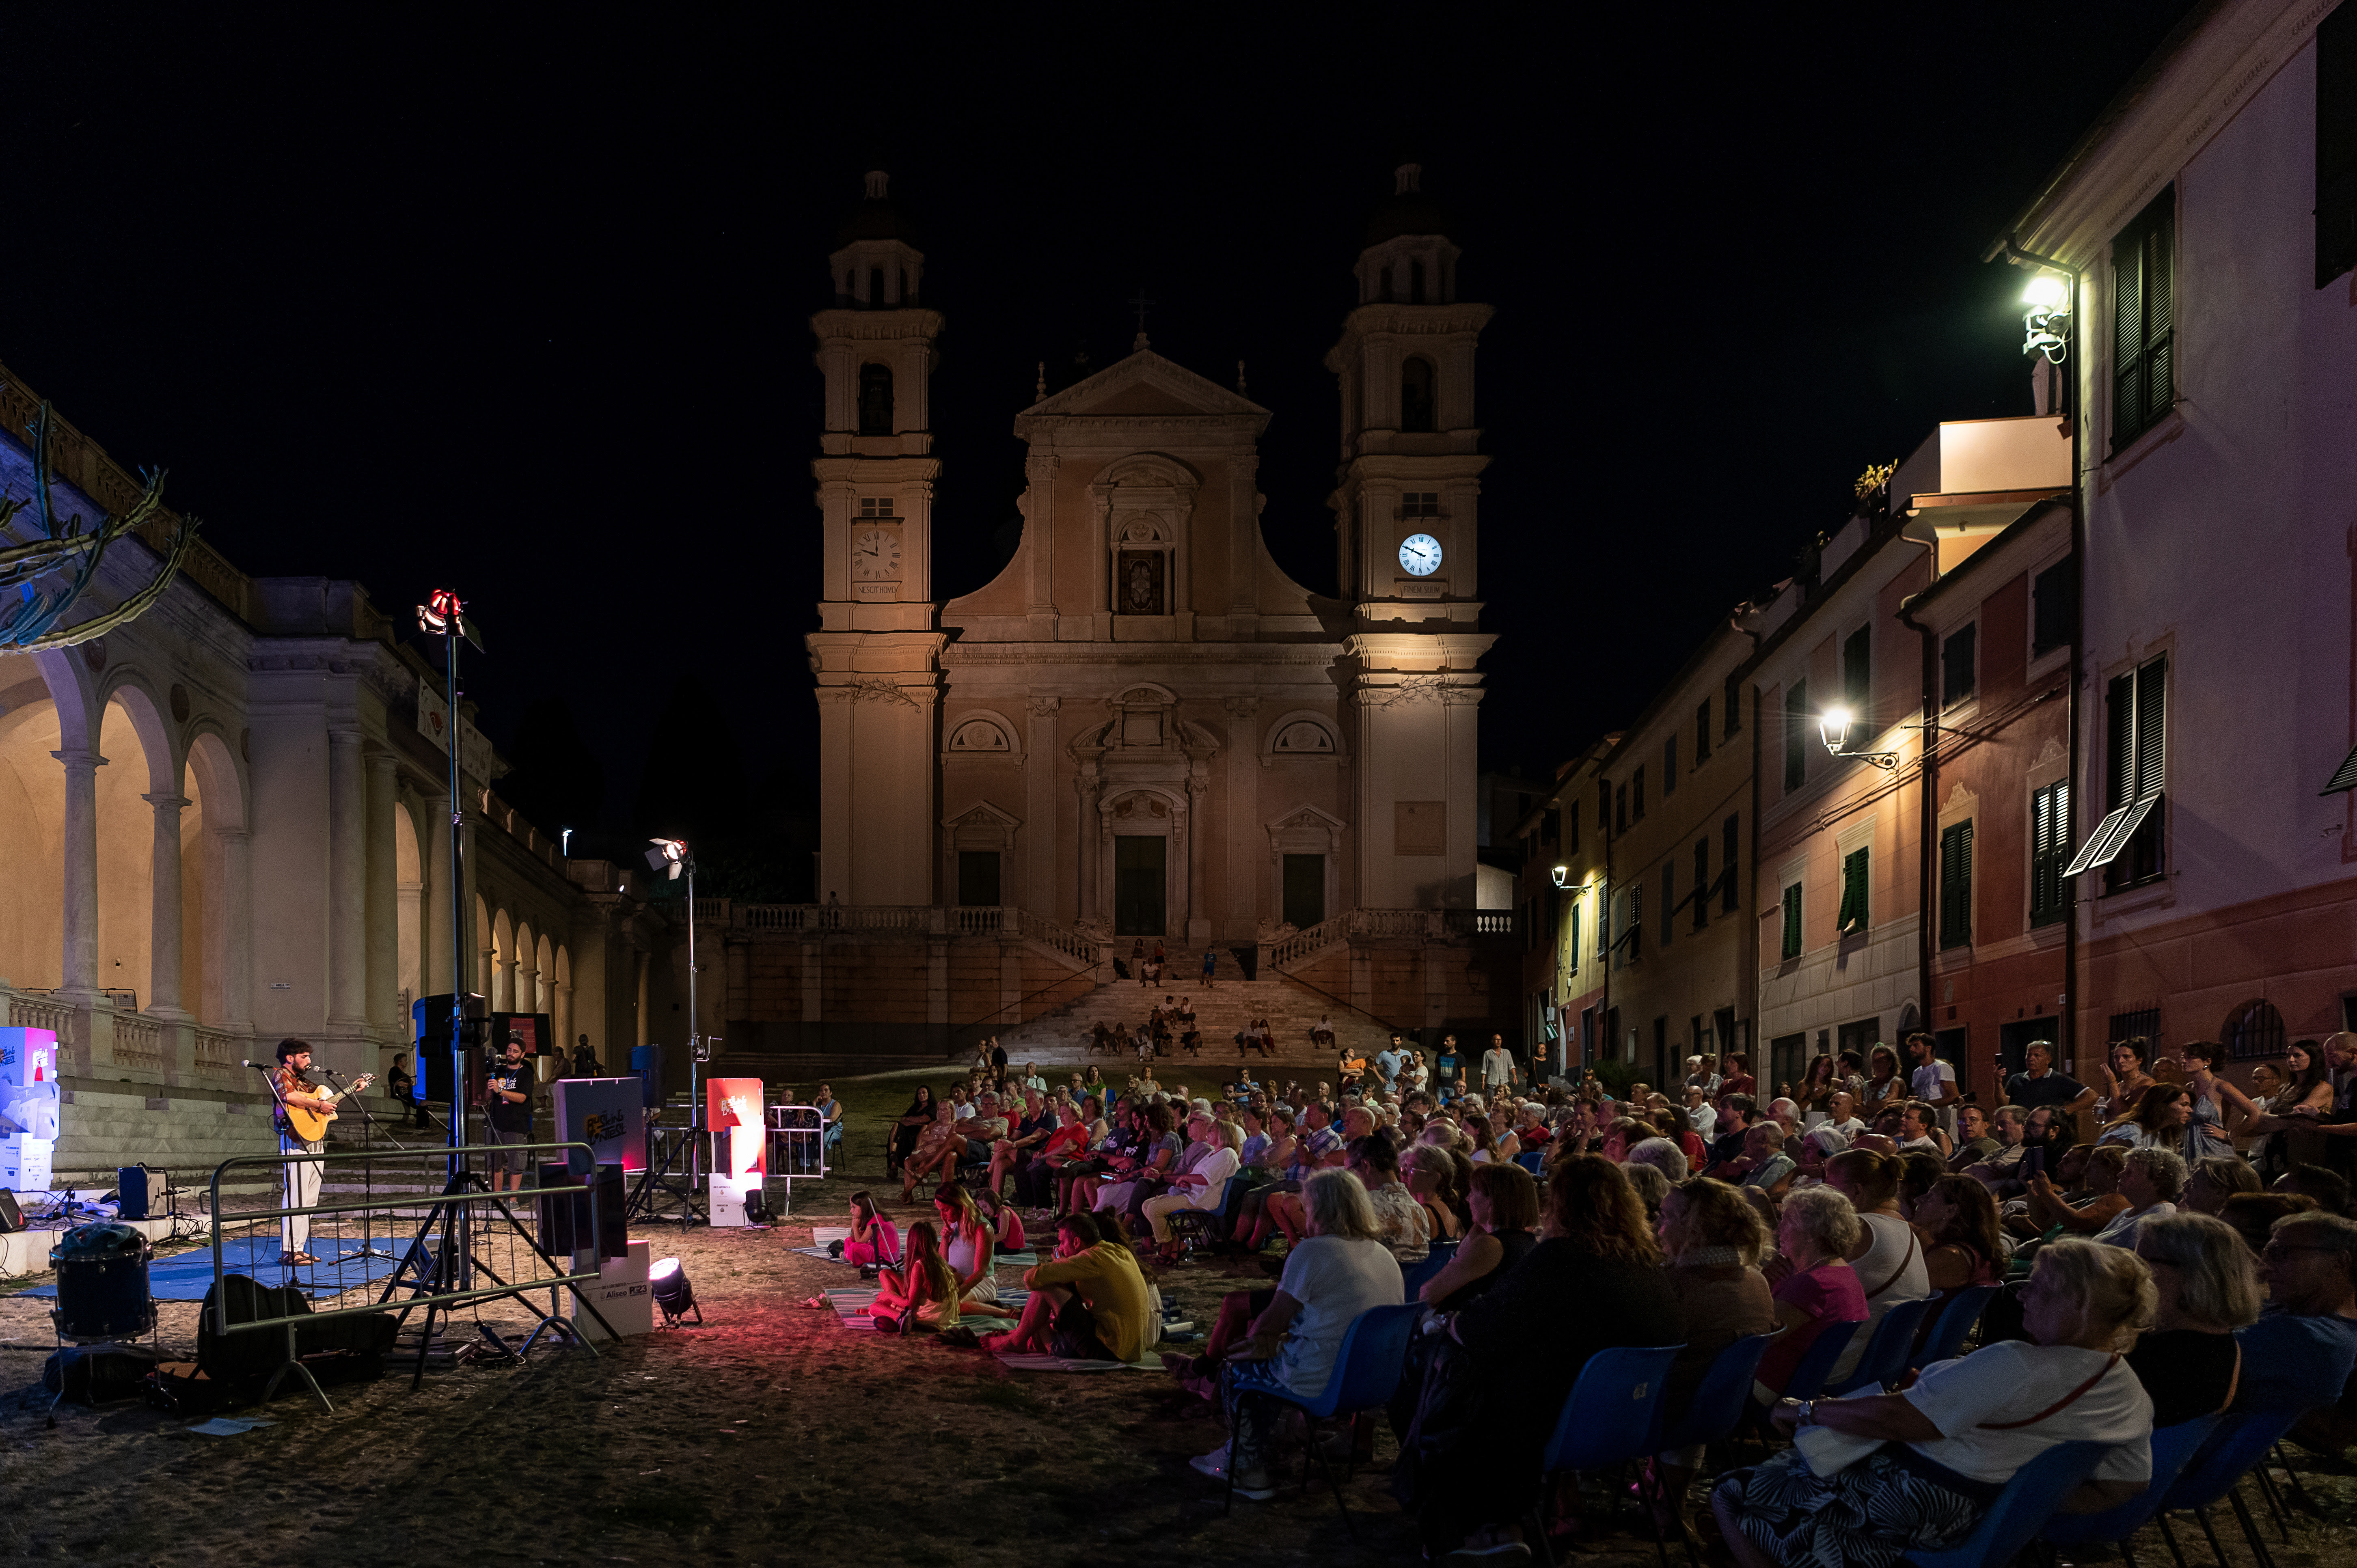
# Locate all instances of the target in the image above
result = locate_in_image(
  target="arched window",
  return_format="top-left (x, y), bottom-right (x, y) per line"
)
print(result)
top-left (1400, 356), bottom-right (1437, 433)
top-left (858, 364), bottom-right (894, 436)
top-left (1410, 259), bottom-right (1427, 304)
top-left (2221, 998), bottom-right (2287, 1061)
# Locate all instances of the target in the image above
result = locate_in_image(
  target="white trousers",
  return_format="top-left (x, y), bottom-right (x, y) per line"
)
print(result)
top-left (281, 1134), bottom-right (323, 1253)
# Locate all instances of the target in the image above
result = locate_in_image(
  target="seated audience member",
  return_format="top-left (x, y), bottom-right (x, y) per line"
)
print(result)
top-left (1820, 1090), bottom-right (1865, 1143)
top-left (1897, 1102), bottom-right (1949, 1158)
top-left (2091, 1147), bottom-right (2186, 1251)
top-left (973, 1186), bottom-right (1026, 1253)
top-left (1347, 1132), bottom-right (1432, 1265)
top-left (2279, 1163), bottom-right (2355, 1218)
top-left (982, 1212), bottom-right (1154, 1363)
top-left (1754, 1185), bottom-right (1869, 1402)
top-left (2182, 1154), bottom-right (2261, 1216)
top-left (842, 1190), bottom-right (902, 1267)
top-left (1713, 1240), bottom-right (2156, 1568)
top-left (862, 1219), bottom-right (962, 1334)
top-left (1815, 1149), bottom-right (1929, 1385)
top-left (962, 1091), bottom-right (1013, 1168)
top-left (1627, 1129), bottom-right (1692, 1182)
top-left (1705, 1096), bottom-right (1757, 1172)
top-left (1395, 1157), bottom-right (1680, 1563)
top-left (1236, 1106), bottom-right (1273, 1171)
top-left (1963, 1106), bottom-right (2032, 1195)
top-left (1191, 1169), bottom-right (1405, 1501)
top-left (1623, 1160), bottom-right (1673, 1228)
top-left (1412, 1160), bottom-right (1541, 1309)
top-left (1141, 1114), bottom-right (1243, 1262)
top-left (2219, 1191), bottom-right (2320, 1256)
top-left (889, 1085), bottom-right (938, 1177)
top-left (1720, 1122), bottom-right (1798, 1197)
top-left (1401, 1143), bottom-right (1468, 1244)
top-left (1794, 1122), bottom-right (1850, 1183)
top-left (2098, 1083), bottom-right (2195, 1153)
top-left (900, 1103), bottom-right (965, 1201)
top-left (2233, 1212), bottom-right (2357, 1414)
top-left (2025, 1143), bottom-right (2131, 1237)
top-left (933, 1183), bottom-right (1014, 1320)
top-left (2127, 1212), bottom-right (2262, 1425)
top-left (1896, 1150), bottom-right (1946, 1218)
top-left (1912, 1174), bottom-right (2002, 1299)
top-left (1684, 1085), bottom-right (1720, 1140)
top-left (1083, 1102), bottom-right (1181, 1219)
top-left (1023, 1100), bottom-right (1094, 1211)
top-left (1946, 1104), bottom-right (1998, 1172)
top-left (1660, 1104), bottom-right (1709, 1171)
top-left (1650, 1178), bottom-right (1779, 1531)
top-left (986, 1089), bottom-right (1055, 1197)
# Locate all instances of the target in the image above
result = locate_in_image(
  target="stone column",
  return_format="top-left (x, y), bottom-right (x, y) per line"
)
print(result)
top-left (1025, 697), bottom-right (1060, 915)
top-left (424, 798), bottom-right (453, 995)
top-left (363, 752), bottom-right (398, 1042)
top-left (326, 728), bottom-right (367, 1037)
top-left (54, 748), bottom-right (104, 1003)
top-left (144, 792), bottom-right (192, 1018)
top-left (1222, 697), bottom-right (1259, 939)
top-left (634, 949), bottom-right (650, 1049)
top-left (1184, 777), bottom-right (1207, 942)
top-left (1075, 771), bottom-right (1101, 925)
top-left (218, 828), bottom-right (254, 1032)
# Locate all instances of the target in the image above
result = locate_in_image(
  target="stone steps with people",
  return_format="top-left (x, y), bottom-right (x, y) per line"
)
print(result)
top-left (984, 956), bottom-right (1399, 1072)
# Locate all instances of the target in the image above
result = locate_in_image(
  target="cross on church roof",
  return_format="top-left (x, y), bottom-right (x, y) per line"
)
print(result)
top-left (1129, 289), bottom-right (1155, 352)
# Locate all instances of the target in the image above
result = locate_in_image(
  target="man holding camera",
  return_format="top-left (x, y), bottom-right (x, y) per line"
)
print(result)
top-left (483, 1034), bottom-right (535, 1192)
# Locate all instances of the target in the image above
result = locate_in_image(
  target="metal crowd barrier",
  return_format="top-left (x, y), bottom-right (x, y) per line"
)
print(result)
top-left (207, 1141), bottom-right (616, 1411)
top-left (766, 1101), bottom-right (835, 1191)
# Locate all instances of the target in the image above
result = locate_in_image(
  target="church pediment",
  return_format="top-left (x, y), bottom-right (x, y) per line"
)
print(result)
top-left (1021, 347), bottom-right (1268, 424)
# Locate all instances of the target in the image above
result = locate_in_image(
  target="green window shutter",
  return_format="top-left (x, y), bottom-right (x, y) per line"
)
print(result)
top-left (1838, 848), bottom-right (1869, 934)
top-left (2030, 781), bottom-right (2072, 928)
top-left (1939, 821), bottom-right (1973, 950)
top-left (1780, 883), bottom-right (1802, 961)
top-left (1843, 627), bottom-right (1871, 712)
top-left (2112, 188), bottom-right (2176, 449)
top-left (1661, 863), bottom-right (1675, 947)
top-left (1692, 839), bottom-right (1710, 932)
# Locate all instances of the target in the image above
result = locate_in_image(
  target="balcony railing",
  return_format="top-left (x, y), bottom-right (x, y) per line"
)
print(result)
top-left (110, 1012), bottom-right (165, 1071)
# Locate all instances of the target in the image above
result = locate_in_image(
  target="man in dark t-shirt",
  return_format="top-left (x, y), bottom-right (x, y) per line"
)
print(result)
top-left (483, 1037), bottom-right (535, 1191)
top-left (2003, 1040), bottom-right (2096, 1121)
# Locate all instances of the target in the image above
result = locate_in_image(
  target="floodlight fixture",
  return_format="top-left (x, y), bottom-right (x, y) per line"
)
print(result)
top-left (646, 838), bottom-right (688, 880)
top-left (2020, 271), bottom-right (2072, 364)
top-left (650, 1256), bottom-right (700, 1325)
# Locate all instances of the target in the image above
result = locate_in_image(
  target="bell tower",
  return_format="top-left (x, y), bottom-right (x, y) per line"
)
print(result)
top-left (1325, 162), bottom-right (1496, 910)
top-left (807, 169), bottom-right (948, 906)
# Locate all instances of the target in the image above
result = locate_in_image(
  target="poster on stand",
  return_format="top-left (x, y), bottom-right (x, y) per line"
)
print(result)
top-left (705, 1076), bottom-right (764, 1227)
top-left (0, 1028), bottom-right (58, 1194)
top-left (553, 1077), bottom-right (646, 1173)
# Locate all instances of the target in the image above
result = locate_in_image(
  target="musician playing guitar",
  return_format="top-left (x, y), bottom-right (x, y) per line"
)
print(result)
top-left (271, 1039), bottom-right (335, 1267)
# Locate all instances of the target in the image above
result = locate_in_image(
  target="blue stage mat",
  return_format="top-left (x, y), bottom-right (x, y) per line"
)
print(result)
top-left (15, 1235), bottom-right (407, 1301)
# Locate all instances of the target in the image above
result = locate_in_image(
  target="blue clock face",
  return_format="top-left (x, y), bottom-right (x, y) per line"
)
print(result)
top-left (1399, 533), bottom-right (1443, 577)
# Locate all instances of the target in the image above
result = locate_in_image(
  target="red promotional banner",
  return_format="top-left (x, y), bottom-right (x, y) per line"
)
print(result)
top-left (705, 1076), bottom-right (766, 1179)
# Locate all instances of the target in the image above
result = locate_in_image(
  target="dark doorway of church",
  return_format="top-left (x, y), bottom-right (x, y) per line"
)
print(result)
top-left (1114, 836), bottom-right (1167, 935)
top-left (1283, 854), bottom-right (1325, 929)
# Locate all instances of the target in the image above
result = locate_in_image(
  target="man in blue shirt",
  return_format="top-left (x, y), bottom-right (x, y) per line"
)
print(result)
top-left (2235, 1212), bottom-right (2357, 1414)
top-left (1374, 1034), bottom-right (1405, 1093)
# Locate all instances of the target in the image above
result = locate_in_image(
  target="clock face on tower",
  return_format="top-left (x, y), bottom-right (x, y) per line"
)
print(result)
top-left (852, 527), bottom-right (902, 580)
top-left (1399, 533), bottom-right (1443, 578)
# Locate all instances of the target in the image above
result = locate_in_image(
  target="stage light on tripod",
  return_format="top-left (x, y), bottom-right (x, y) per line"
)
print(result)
top-left (650, 1256), bottom-right (700, 1325)
top-left (645, 838), bottom-right (688, 881)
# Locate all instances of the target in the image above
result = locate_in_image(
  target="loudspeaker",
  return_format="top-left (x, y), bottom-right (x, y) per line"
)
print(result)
top-left (410, 994), bottom-right (488, 1102)
top-left (628, 1044), bottom-right (665, 1110)
top-left (536, 1161), bottom-right (626, 1259)
top-left (0, 1189), bottom-right (21, 1233)
top-left (115, 1166), bottom-right (150, 1221)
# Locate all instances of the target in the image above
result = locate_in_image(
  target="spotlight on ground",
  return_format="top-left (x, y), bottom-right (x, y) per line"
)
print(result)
top-left (650, 1256), bottom-right (701, 1326)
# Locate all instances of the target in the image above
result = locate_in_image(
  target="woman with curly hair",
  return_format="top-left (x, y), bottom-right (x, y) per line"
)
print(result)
top-left (2099, 1083), bottom-right (2196, 1154)
top-left (1396, 1155), bottom-right (1679, 1562)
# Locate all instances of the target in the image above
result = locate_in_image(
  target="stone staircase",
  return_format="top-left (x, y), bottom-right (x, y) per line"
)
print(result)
top-left (984, 949), bottom-right (1399, 1072)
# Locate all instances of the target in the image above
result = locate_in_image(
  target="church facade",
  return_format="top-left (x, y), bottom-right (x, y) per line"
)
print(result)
top-left (806, 166), bottom-right (1497, 949)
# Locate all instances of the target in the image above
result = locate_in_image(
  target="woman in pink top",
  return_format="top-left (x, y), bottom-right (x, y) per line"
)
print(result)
top-left (843, 1190), bottom-right (901, 1267)
top-left (1753, 1186), bottom-right (1868, 1402)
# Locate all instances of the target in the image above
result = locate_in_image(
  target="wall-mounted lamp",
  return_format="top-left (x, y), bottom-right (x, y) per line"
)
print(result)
top-left (1817, 707), bottom-right (1901, 771)
top-left (2021, 272), bottom-right (2071, 364)
top-left (1551, 863), bottom-right (1570, 889)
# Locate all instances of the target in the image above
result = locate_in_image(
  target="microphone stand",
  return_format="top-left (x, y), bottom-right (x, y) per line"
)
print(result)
top-left (322, 1069), bottom-right (401, 1262)
top-left (245, 1059), bottom-right (303, 1272)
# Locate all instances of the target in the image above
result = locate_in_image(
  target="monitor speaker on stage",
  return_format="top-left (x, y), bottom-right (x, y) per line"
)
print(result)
top-left (411, 993), bottom-right (488, 1102)
top-left (628, 1044), bottom-right (665, 1109)
top-left (114, 1167), bottom-right (149, 1221)
top-left (0, 1190), bottom-right (21, 1233)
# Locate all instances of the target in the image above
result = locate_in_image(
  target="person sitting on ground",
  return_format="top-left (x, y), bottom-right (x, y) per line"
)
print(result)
top-left (1394, 1156), bottom-right (1680, 1562)
top-left (1347, 1131), bottom-right (1432, 1265)
top-left (1649, 1177), bottom-right (1780, 1537)
top-left (2091, 1146), bottom-right (2186, 1250)
top-left (842, 1190), bottom-right (902, 1268)
top-left (900, 1102), bottom-right (965, 1201)
top-left (863, 1219), bottom-right (962, 1335)
top-left (1754, 1185), bottom-right (1871, 1403)
top-left (2024, 1142), bottom-right (2131, 1238)
top-left (973, 1186), bottom-right (1026, 1254)
top-left (2126, 1212), bottom-right (2262, 1425)
top-left (1191, 1168), bottom-right (1406, 1501)
top-left (1141, 1114), bottom-right (1244, 1263)
top-left (2182, 1154), bottom-right (2262, 1216)
top-left (983, 1211), bottom-right (1154, 1364)
top-left (932, 1182), bottom-right (1014, 1320)
top-left (1714, 1239), bottom-right (2156, 1568)
top-left (2233, 1211), bottom-right (2357, 1415)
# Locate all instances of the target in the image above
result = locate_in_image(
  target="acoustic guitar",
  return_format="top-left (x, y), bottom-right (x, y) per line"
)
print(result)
top-left (282, 1073), bottom-right (373, 1141)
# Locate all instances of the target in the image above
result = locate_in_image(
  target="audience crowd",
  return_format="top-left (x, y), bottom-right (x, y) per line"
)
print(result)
top-left (857, 1029), bottom-right (2357, 1563)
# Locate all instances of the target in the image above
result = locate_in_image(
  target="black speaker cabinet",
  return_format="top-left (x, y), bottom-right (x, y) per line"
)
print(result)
top-left (537, 1161), bottom-right (626, 1260)
top-left (410, 994), bottom-right (488, 1102)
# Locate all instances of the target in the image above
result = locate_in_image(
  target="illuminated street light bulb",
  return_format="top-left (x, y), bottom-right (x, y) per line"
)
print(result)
top-left (1551, 864), bottom-right (1570, 889)
top-left (2021, 274), bottom-right (2068, 310)
top-left (1818, 707), bottom-right (1854, 755)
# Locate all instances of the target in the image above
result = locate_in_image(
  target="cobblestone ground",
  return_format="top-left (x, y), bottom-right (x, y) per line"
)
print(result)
top-left (0, 1066), bottom-right (2353, 1568)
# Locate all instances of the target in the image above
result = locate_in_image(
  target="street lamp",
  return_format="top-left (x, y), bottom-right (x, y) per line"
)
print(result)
top-left (1818, 707), bottom-right (1901, 771)
top-left (2021, 272), bottom-right (2072, 363)
top-left (1551, 863), bottom-right (1570, 889)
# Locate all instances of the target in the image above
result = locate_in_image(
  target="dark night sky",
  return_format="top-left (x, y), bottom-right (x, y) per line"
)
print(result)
top-left (0, 3), bottom-right (2200, 868)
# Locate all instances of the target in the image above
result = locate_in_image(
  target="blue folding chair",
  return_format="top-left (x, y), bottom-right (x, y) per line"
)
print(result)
top-left (1738, 1318), bottom-right (1860, 1445)
top-left (1827, 1298), bottom-right (1933, 1396)
top-left (1166, 1174), bottom-right (1250, 1259)
top-left (2154, 1409), bottom-right (2303, 1568)
top-left (1530, 1344), bottom-right (1685, 1568)
top-left (1225, 1301), bottom-right (1420, 1534)
top-left (1515, 1151), bottom-right (1546, 1175)
top-left (1401, 1237), bottom-right (1461, 1301)
top-left (1918, 1284), bottom-right (2001, 1367)
top-left (1903, 1439), bottom-right (2106, 1568)
top-left (2039, 1417), bottom-right (2219, 1565)
top-left (1651, 1332), bottom-right (1780, 1567)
